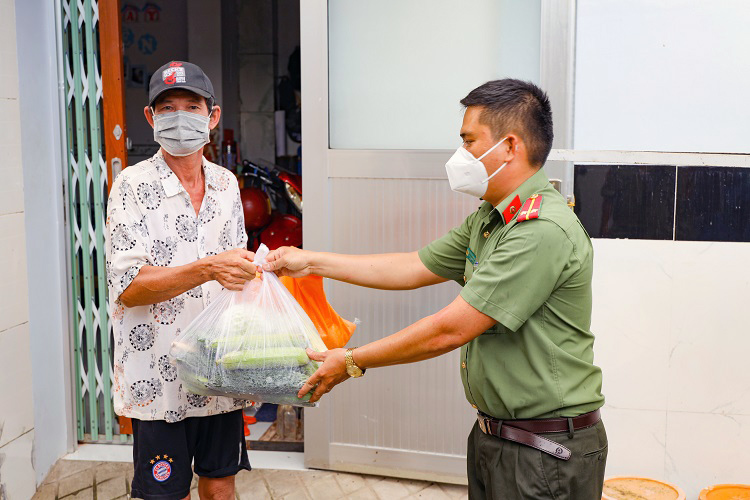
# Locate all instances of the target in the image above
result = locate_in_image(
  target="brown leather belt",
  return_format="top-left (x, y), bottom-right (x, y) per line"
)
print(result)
top-left (476, 409), bottom-right (601, 461)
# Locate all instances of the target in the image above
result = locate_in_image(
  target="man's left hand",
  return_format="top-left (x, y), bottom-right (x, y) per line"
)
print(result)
top-left (298, 348), bottom-right (350, 403)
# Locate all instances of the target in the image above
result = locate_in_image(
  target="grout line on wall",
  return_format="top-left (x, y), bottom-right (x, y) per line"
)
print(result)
top-left (0, 427), bottom-right (34, 450)
top-left (604, 406), bottom-right (750, 417)
top-left (0, 321), bottom-right (29, 336)
top-left (0, 211), bottom-right (24, 217)
top-left (672, 166), bottom-right (678, 241)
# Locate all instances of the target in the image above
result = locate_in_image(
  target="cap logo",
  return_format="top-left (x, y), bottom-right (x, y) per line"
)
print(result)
top-left (162, 66), bottom-right (186, 85)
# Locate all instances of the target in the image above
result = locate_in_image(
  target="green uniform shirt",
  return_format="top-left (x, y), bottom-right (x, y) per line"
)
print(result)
top-left (418, 169), bottom-right (604, 419)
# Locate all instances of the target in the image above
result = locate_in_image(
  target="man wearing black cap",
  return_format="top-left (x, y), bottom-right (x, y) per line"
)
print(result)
top-left (105, 61), bottom-right (257, 500)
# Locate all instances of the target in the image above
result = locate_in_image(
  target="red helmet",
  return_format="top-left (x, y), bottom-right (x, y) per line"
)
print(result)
top-left (259, 214), bottom-right (302, 250)
top-left (240, 188), bottom-right (271, 231)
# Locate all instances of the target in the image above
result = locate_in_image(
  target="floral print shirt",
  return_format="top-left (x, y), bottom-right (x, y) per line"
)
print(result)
top-left (105, 150), bottom-right (247, 422)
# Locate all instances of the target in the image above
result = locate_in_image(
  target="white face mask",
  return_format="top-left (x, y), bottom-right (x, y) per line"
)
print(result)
top-left (152, 110), bottom-right (211, 157)
top-left (445, 137), bottom-right (508, 198)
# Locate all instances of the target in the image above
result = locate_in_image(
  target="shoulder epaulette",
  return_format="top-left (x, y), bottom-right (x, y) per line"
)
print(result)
top-left (516, 194), bottom-right (542, 222)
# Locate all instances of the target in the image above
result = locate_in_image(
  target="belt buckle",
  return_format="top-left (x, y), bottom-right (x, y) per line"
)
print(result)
top-left (477, 414), bottom-right (488, 434)
top-left (477, 415), bottom-right (495, 435)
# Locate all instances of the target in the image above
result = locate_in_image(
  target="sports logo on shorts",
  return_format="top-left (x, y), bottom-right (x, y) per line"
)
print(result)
top-left (150, 454), bottom-right (173, 482)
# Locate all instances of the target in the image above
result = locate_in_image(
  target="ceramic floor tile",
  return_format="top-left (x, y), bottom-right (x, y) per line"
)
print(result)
top-left (264, 469), bottom-right (306, 497)
top-left (280, 485), bottom-right (312, 500)
top-left (409, 484), bottom-right (451, 499)
top-left (65, 486), bottom-right (95, 499)
top-left (386, 478), bottom-right (432, 495)
top-left (235, 469), bottom-right (271, 499)
top-left (344, 486), bottom-right (379, 500)
top-left (306, 471), bottom-right (345, 500)
top-left (369, 477), bottom-right (414, 500)
top-left (57, 468), bottom-right (95, 498)
top-left (96, 475), bottom-right (128, 499)
top-left (92, 461), bottom-right (131, 483)
top-left (334, 471), bottom-right (370, 495)
top-left (438, 483), bottom-right (469, 499)
top-left (32, 482), bottom-right (58, 500)
top-left (44, 459), bottom-right (100, 483)
top-left (38, 462), bottom-right (469, 500)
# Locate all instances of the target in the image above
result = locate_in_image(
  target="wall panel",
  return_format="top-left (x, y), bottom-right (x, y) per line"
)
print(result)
top-left (324, 178), bottom-right (478, 458)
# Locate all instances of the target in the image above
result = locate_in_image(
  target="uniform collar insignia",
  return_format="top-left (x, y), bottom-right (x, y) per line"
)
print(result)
top-left (495, 168), bottom-right (550, 224)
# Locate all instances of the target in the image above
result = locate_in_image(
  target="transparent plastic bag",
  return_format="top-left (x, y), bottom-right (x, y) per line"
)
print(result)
top-left (170, 244), bottom-right (327, 407)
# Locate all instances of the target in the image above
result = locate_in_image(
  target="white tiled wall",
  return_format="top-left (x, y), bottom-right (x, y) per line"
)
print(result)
top-left (0, 323), bottom-right (34, 449)
top-left (238, 2), bottom-right (276, 163)
top-left (237, 0), bottom-right (301, 163)
top-left (592, 239), bottom-right (750, 497)
top-left (0, 0), bottom-right (34, 497)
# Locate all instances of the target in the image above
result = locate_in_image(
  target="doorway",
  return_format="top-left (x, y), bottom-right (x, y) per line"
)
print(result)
top-left (79, 0), bottom-right (306, 452)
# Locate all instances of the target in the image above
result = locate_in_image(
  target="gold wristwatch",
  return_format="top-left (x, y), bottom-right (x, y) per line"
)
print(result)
top-left (345, 348), bottom-right (366, 378)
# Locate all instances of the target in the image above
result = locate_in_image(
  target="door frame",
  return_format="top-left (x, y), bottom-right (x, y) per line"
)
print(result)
top-left (301, 0), bottom-right (577, 480)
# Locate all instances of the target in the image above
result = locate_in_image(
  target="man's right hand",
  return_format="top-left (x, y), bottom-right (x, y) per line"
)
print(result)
top-left (208, 248), bottom-right (257, 290)
top-left (263, 246), bottom-right (313, 277)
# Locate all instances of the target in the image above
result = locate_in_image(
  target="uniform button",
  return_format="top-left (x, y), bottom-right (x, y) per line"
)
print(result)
top-left (463, 275), bottom-right (466, 283)
top-left (471, 404), bottom-right (478, 409)
top-left (483, 231), bottom-right (490, 238)
top-left (461, 362), bottom-right (467, 369)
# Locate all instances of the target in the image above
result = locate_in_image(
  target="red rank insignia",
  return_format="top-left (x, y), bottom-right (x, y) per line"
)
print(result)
top-left (516, 194), bottom-right (542, 222)
top-left (501, 195), bottom-right (521, 224)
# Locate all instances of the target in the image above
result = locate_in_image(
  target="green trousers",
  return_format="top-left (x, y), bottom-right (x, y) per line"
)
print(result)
top-left (467, 419), bottom-right (608, 499)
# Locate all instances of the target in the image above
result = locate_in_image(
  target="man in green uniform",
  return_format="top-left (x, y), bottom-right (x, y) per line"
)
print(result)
top-left (264, 79), bottom-right (607, 499)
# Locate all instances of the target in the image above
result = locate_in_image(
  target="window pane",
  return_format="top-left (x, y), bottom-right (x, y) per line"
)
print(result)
top-left (575, 0), bottom-right (750, 153)
top-left (328, 0), bottom-right (541, 150)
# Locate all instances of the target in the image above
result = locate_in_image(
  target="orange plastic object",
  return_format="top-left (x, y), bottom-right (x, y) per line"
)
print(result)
top-left (280, 275), bottom-right (356, 349)
top-left (118, 416), bottom-right (133, 435)
top-left (602, 476), bottom-right (685, 500)
top-left (699, 484), bottom-right (750, 499)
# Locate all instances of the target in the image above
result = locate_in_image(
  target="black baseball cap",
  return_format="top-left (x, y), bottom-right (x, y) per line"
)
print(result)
top-left (148, 61), bottom-right (215, 108)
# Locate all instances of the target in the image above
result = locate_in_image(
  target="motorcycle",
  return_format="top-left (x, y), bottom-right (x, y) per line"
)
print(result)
top-left (239, 160), bottom-right (302, 251)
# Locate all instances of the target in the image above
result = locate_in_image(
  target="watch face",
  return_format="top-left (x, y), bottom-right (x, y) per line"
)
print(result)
top-left (347, 364), bottom-right (362, 377)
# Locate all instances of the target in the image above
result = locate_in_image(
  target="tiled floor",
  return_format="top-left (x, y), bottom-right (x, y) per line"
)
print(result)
top-left (32, 459), bottom-right (469, 499)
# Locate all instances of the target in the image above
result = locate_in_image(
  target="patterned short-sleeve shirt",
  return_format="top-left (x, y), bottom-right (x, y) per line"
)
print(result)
top-left (105, 150), bottom-right (248, 422)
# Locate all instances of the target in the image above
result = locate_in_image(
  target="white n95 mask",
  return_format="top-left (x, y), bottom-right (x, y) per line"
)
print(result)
top-left (152, 110), bottom-right (211, 157)
top-left (445, 137), bottom-right (508, 198)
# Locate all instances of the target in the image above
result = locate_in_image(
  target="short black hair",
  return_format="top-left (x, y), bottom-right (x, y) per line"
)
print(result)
top-left (460, 79), bottom-right (553, 167)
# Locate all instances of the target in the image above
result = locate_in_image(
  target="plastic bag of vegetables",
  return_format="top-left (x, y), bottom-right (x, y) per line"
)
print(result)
top-left (170, 244), bottom-right (327, 407)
